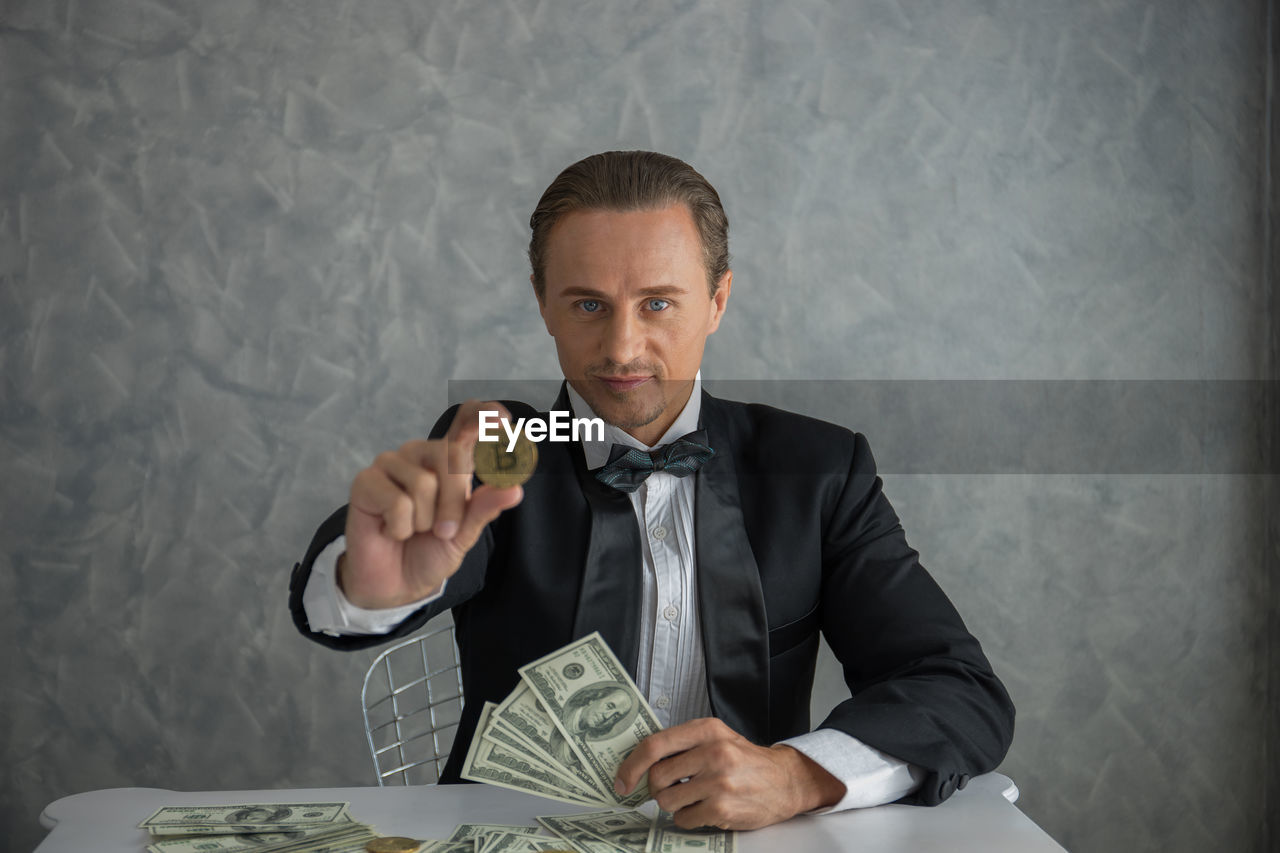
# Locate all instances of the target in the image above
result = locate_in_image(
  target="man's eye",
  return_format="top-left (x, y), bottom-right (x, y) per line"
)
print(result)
top-left (647, 299), bottom-right (669, 311)
top-left (579, 300), bottom-right (601, 313)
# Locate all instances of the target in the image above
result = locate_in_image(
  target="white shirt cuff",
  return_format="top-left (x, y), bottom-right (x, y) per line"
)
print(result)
top-left (300, 536), bottom-right (446, 637)
top-left (778, 728), bottom-right (925, 812)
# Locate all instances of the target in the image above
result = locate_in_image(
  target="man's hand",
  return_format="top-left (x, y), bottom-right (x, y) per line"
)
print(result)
top-left (613, 718), bottom-right (846, 830)
top-left (339, 400), bottom-right (525, 609)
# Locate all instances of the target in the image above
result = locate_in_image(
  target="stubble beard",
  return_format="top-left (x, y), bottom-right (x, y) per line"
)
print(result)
top-left (595, 392), bottom-right (667, 431)
top-left (574, 367), bottom-right (675, 431)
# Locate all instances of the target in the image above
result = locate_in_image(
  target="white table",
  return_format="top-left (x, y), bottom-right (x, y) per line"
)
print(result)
top-left (37, 773), bottom-right (1065, 852)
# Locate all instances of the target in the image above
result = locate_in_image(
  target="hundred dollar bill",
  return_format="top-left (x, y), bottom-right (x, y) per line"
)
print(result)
top-left (485, 714), bottom-right (608, 804)
top-left (477, 832), bottom-right (578, 853)
top-left (518, 632), bottom-right (661, 806)
top-left (145, 822), bottom-right (373, 853)
top-left (646, 811), bottom-right (736, 853)
top-left (447, 823), bottom-right (543, 843)
top-left (536, 813), bottom-right (631, 853)
top-left (139, 803), bottom-right (351, 835)
top-left (493, 682), bottom-right (614, 802)
top-left (462, 703), bottom-right (602, 806)
top-left (419, 841), bottom-right (481, 853)
top-left (547, 809), bottom-right (653, 851)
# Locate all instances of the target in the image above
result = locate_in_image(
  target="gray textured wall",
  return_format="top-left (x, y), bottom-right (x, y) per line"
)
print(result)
top-left (2, 2), bottom-right (1274, 852)
top-left (1265, 3), bottom-right (1279, 848)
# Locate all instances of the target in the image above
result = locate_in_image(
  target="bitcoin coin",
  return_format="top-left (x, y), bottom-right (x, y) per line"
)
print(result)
top-left (473, 433), bottom-right (538, 488)
top-left (365, 837), bottom-right (421, 853)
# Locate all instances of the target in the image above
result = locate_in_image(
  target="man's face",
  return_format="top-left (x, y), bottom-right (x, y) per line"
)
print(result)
top-left (537, 204), bottom-right (731, 446)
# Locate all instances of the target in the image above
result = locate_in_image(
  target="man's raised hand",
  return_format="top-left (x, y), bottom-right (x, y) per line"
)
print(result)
top-left (339, 400), bottom-right (525, 609)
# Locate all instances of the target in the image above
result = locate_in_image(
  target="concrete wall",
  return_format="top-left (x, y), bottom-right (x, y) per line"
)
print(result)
top-left (1, 2), bottom-right (1273, 851)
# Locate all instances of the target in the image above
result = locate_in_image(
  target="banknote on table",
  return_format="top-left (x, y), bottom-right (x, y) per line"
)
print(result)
top-left (418, 841), bottom-right (481, 853)
top-left (646, 810), bottom-right (737, 853)
top-left (491, 683), bottom-right (615, 803)
top-left (477, 831), bottom-right (580, 853)
top-left (139, 802), bottom-right (352, 835)
top-left (145, 819), bottom-right (375, 853)
top-left (518, 632), bottom-right (661, 807)
top-left (541, 809), bottom-right (654, 852)
top-left (447, 823), bottom-right (543, 844)
top-left (463, 702), bottom-right (608, 806)
top-left (536, 813), bottom-right (632, 853)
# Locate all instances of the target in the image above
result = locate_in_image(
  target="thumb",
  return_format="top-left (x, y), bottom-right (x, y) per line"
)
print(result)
top-left (453, 484), bottom-right (524, 551)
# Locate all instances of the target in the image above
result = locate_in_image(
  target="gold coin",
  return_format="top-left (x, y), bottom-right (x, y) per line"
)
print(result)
top-left (365, 838), bottom-right (421, 853)
top-left (473, 433), bottom-right (538, 488)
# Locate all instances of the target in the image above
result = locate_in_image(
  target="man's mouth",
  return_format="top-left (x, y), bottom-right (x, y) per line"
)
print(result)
top-left (596, 375), bottom-right (651, 393)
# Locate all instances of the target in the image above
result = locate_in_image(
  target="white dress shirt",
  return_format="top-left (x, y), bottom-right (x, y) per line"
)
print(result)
top-left (302, 375), bottom-right (922, 810)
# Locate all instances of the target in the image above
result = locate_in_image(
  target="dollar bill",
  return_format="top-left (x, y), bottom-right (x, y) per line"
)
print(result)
top-left (485, 714), bottom-right (608, 804)
top-left (536, 813), bottom-right (631, 853)
top-left (646, 811), bottom-right (736, 853)
top-left (139, 802), bottom-right (351, 835)
top-left (447, 823), bottom-right (543, 843)
top-left (419, 841), bottom-right (481, 853)
top-left (546, 809), bottom-right (653, 851)
top-left (518, 632), bottom-right (661, 807)
top-left (145, 822), bottom-right (374, 853)
top-left (462, 703), bottom-right (604, 806)
top-left (492, 682), bottom-right (615, 802)
top-left (478, 832), bottom-right (579, 853)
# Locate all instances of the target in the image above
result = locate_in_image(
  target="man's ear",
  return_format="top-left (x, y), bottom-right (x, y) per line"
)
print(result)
top-left (706, 270), bottom-right (732, 334)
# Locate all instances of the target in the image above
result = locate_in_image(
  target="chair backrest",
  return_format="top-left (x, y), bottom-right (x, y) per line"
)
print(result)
top-left (360, 622), bottom-right (464, 785)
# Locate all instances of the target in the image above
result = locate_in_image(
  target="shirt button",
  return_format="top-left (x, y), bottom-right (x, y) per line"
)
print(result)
top-left (663, 605), bottom-right (679, 621)
top-left (651, 525), bottom-right (668, 541)
top-left (656, 695), bottom-right (671, 709)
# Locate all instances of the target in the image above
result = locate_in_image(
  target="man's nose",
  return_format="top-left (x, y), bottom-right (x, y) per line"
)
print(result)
top-left (601, 311), bottom-right (645, 365)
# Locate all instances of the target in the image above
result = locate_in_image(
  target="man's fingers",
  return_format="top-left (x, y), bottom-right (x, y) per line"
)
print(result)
top-left (350, 466), bottom-right (417, 541)
top-left (616, 719), bottom-right (739, 794)
top-left (452, 484), bottom-right (524, 552)
top-left (647, 748), bottom-right (708, 794)
top-left (615, 719), bottom-right (725, 795)
top-left (670, 800), bottom-right (731, 832)
top-left (445, 399), bottom-right (513, 470)
top-left (434, 401), bottom-right (513, 538)
top-left (655, 776), bottom-right (715, 821)
top-left (377, 452), bottom-right (441, 533)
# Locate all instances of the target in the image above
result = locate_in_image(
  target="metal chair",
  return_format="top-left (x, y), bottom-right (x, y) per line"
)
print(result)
top-left (361, 621), bottom-right (464, 785)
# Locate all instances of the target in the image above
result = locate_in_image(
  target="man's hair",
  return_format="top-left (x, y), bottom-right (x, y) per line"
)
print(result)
top-left (528, 150), bottom-right (730, 299)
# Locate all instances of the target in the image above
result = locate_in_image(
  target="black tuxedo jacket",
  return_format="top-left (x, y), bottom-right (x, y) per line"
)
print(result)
top-left (289, 387), bottom-right (1014, 806)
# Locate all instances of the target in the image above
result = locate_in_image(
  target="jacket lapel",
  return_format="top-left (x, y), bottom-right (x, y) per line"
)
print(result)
top-left (559, 384), bottom-right (645, 678)
top-left (695, 392), bottom-right (771, 743)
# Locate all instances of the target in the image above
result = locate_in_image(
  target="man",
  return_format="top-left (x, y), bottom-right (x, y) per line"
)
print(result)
top-left (289, 150), bottom-right (1014, 830)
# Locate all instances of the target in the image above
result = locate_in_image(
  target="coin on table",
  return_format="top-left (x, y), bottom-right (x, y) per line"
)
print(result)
top-left (365, 837), bottom-right (422, 853)
top-left (473, 433), bottom-right (538, 488)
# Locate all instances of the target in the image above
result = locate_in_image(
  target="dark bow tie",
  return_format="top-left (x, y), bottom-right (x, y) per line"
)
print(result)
top-left (594, 430), bottom-right (715, 493)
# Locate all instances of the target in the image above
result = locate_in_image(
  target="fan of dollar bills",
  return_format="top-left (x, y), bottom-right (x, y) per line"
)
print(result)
top-left (462, 632), bottom-right (660, 808)
top-left (460, 631), bottom-right (735, 851)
